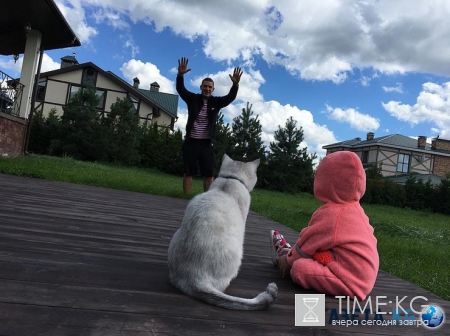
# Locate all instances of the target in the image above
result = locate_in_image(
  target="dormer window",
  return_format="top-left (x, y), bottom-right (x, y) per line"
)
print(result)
top-left (128, 95), bottom-right (139, 114)
top-left (82, 67), bottom-right (98, 87)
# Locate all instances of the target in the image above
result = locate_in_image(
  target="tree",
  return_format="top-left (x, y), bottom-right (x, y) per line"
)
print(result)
top-left (229, 102), bottom-right (265, 161)
top-left (366, 162), bottom-right (383, 179)
top-left (433, 173), bottom-right (450, 214)
top-left (139, 123), bottom-right (183, 175)
top-left (51, 85), bottom-right (108, 161)
top-left (28, 108), bottom-right (61, 155)
top-left (159, 127), bottom-right (183, 175)
top-left (102, 97), bottom-right (141, 165)
top-left (404, 175), bottom-right (435, 211)
top-left (261, 116), bottom-right (316, 193)
top-left (214, 111), bottom-right (233, 174)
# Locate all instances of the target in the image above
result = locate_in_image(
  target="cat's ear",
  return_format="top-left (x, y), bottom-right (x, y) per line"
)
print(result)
top-left (222, 153), bottom-right (232, 163)
top-left (253, 158), bottom-right (261, 167)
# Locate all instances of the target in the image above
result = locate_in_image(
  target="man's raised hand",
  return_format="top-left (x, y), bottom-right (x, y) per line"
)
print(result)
top-left (178, 57), bottom-right (191, 76)
top-left (229, 67), bottom-right (243, 85)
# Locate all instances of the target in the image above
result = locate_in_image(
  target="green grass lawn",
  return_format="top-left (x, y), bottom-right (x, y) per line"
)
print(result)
top-left (1, 154), bottom-right (449, 301)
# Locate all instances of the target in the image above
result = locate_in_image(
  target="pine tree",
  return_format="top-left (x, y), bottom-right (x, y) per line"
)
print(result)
top-left (230, 102), bottom-right (265, 161)
top-left (214, 111), bottom-right (233, 174)
top-left (262, 116), bottom-right (316, 193)
top-left (139, 123), bottom-right (163, 169)
top-left (28, 108), bottom-right (61, 155)
top-left (103, 97), bottom-right (141, 165)
top-left (50, 85), bottom-right (107, 161)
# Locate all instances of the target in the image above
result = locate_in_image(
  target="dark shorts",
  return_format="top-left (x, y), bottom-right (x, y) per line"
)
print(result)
top-left (182, 138), bottom-right (215, 177)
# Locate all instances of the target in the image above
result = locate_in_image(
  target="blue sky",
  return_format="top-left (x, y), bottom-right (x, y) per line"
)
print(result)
top-left (1, 0), bottom-right (450, 160)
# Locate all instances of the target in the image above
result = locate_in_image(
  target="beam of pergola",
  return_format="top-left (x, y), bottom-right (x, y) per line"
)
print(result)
top-left (0, 0), bottom-right (81, 56)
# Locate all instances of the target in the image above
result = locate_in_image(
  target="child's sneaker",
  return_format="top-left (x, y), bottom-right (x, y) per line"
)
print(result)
top-left (270, 230), bottom-right (292, 266)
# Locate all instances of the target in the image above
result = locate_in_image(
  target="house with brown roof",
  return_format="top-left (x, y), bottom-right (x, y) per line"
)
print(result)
top-left (35, 55), bottom-right (178, 130)
top-left (323, 132), bottom-right (450, 184)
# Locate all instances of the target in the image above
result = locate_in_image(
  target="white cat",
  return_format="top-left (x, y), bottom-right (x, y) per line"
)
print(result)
top-left (167, 154), bottom-right (278, 310)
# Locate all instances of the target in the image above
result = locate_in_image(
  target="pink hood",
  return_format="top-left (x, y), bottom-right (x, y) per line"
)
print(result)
top-left (314, 151), bottom-right (366, 205)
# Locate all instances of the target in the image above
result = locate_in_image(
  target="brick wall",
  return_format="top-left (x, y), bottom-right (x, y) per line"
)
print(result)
top-left (432, 138), bottom-right (450, 151)
top-left (0, 113), bottom-right (27, 156)
top-left (433, 156), bottom-right (450, 177)
top-left (430, 138), bottom-right (450, 177)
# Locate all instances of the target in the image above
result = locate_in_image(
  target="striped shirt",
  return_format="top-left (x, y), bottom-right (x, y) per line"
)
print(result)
top-left (190, 99), bottom-right (210, 139)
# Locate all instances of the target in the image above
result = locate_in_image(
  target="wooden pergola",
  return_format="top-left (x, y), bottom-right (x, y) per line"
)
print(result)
top-left (0, 0), bottom-right (81, 119)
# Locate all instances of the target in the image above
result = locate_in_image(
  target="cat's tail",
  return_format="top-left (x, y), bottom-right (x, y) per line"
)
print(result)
top-left (192, 282), bottom-right (278, 310)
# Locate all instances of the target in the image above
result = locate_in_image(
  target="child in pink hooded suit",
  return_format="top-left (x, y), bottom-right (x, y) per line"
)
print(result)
top-left (272, 151), bottom-right (379, 300)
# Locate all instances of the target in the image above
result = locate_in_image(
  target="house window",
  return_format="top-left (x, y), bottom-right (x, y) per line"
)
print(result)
top-left (362, 151), bottom-right (369, 164)
top-left (128, 95), bottom-right (139, 114)
top-left (69, 85), bottom-right (106, 110)
top-left (36, 81), bottom-right (46, 101)
top-left (397, 154), bottom-right (410, 173)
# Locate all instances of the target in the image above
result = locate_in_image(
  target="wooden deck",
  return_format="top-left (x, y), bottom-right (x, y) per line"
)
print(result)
top-left (0, 173), bottom-right (448, 335)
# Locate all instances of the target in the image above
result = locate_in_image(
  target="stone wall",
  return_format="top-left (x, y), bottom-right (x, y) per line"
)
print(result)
top-left (0, 112), bottom-right (27, 156)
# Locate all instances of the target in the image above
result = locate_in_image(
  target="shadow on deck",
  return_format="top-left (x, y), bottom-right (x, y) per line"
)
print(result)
top-left (0, 174), bottom-right (448, 335)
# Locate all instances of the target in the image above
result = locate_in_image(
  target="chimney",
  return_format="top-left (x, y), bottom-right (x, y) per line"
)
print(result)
top-left (431, 136), bottom-right (438, 149)
top-left (367, 132), bottom-right (374, 140)
top-left (418, 136), bottom-right (427, 148)
top-left (355, 137), bottom-right (361, 141)
top-left (60, 53), bottom-right (79, 69)
top-left (133, 77), bottom-right (140, 89)
top-left (150, 82), bottom-right (160, 92)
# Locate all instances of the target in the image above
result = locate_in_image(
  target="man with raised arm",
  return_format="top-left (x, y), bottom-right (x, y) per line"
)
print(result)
top-left (176, 57), bottom-right (243, 194)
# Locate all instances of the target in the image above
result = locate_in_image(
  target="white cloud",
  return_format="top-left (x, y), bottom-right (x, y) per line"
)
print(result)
top-left (120, 59), bottom-right (175, 93)
top-left (40, 54), bottom-right (62, 73)
top-left (292, 57), bottom-right (351, 84)
top-left (382, 81), bottom-right (450, 138)
top-left (122, 36), bottom-right (140, 58)
top-left (360, 76), bottom-right (371, 87)
top-left (258, 100), bottom-right (337, 158)
top-left (92, 8), bottom-right (130, 30)
top-left (0, 54), bottom-right (61, 76)
top-left (0, 57), bottom-right (22, 76)
top-left (56, 0), bottom-right (98, 44)
top-left (67, 0), bottom-right (450, 82)
top-left (325, 105), bottom-right (380, 132)
top-left (382, 83), bottom-right (403, 93)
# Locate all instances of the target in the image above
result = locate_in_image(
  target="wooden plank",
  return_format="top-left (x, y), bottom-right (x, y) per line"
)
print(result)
top-left (0, 173), bottom-right (449, 335)
top-left (0, 303), bottom-right (323, 336)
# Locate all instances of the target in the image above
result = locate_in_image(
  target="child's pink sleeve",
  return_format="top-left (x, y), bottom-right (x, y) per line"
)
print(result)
top-left (286, 206), bottom-right (339, 265)
top-left (286, 237), bottom-right (312, 265)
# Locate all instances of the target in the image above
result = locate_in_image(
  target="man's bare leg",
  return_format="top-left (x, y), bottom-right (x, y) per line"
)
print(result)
top-left (183, 174), bottom-right (192, 194)
top-left (203, 177), bottom-right (214, 192)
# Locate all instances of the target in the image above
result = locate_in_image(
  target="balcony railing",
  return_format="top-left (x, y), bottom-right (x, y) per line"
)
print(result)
top-left (0, 70), bottom-right (24, 117)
